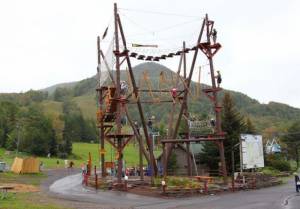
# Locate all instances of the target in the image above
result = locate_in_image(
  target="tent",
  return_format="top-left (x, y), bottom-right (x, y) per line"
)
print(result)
top-left (11, 157), bottom-right (40, 174)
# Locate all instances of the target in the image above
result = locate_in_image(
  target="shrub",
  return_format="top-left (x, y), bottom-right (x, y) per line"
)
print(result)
top-left (270, 160), bottom-right (291, 171)
top-left (266, 154), bottom-right (291, 171)
top-left (261, 167), bottom-right (280, 176)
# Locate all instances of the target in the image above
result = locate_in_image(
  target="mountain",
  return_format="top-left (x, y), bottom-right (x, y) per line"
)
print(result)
top-left (2, 62), bottom-right (300, 132)
top-left (41, 81), bottom-right (78, 95)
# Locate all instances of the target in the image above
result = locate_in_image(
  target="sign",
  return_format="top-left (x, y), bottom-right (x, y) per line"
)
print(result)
top-left (265, 138), bottom-right (281, 154)
top-left (241, 134), bottom-right (264, 169)
top-left (99, 148), bottom-right (106, 154)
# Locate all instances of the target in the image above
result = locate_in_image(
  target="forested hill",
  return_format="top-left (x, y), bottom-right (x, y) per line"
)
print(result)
top-left (1, 62), bottom-right (300, 132)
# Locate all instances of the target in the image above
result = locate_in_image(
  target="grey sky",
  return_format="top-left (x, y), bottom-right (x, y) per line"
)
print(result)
top-left (0, 0), bottom-right (299, 108)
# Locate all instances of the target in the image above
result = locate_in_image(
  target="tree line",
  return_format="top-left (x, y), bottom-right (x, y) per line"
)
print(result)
top-left (0, 98), bottom-right (97, 157)
top-left (199, 92), bottom-right (300, 173)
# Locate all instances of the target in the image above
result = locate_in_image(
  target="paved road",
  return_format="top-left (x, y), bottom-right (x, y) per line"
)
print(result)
top-left (48, 172), bottom-right (300, 209)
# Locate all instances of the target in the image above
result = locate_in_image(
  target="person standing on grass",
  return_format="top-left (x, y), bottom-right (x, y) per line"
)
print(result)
top-left (69, 161), bottom-right (74, 171)
top-left (81, 163), bottom-right (86, 175)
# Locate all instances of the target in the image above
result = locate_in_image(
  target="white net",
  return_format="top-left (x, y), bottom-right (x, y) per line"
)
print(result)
top-left (99, 37), bottom-right (115, 87)
top-left (188, 120), bottom-right (210, 130)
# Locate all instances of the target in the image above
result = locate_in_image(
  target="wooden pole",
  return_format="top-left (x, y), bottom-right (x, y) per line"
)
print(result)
top-left (116, 12), bottom-right (157, 183)
top-left (166, 18), bottom-right (206, 163)
top-left (97, 36), bottom-right (106, 178)
top-left (114, 3), bottom-right (122, 184)
top-left (204, 14), bottom-right (227, 183)
top-left (183, 41), bottom-right (192, 176)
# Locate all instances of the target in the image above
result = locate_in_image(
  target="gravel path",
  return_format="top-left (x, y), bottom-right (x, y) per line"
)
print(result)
top-left (44, 169), bottom-right (300, 209)
top-left (41, 169), bottom-right (102, 209)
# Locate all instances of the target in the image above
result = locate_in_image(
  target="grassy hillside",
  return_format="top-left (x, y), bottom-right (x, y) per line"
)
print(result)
top-left (72, 94), bottom-right (97, 119)
top-left (1, 62), bottom-right (299, 132)
top-left (60, 62), bottom-right (300, 131)
top-left (41, 81), bottom-right (77, 95)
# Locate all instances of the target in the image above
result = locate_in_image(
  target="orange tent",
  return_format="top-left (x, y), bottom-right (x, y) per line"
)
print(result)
top-left (11, 157), bottom-right (40, 174)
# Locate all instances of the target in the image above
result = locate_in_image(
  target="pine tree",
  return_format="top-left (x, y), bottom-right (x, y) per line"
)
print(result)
top-left (222, 93), bottom-right (245, 171)
top-left (244, 117), bottom-right (256, 134)
top-left (281, 121), bottom-right (300, 168)
top-left (49, 129), bottom-right (58, 156)
top-left (200, 93), bottom-right (245, 171)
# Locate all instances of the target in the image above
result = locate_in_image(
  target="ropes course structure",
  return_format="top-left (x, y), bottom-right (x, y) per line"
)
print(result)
top-left (96, 3), bottom-right (227, 189)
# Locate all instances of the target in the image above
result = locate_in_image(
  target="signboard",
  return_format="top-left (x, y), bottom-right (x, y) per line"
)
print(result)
top-left (265, 138), bottom-right (281, 154)
top-left (99, 148), bottom-right (106, 154)
top-left (241, 134), bottom-right (264, 169)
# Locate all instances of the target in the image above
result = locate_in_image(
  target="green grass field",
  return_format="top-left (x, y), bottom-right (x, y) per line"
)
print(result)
top-left (0, 142), bottom-right (162, 169)
top-left (0, 142), bottom-right (161, 209)
top-left (0, 193), bottom-right (68, 209)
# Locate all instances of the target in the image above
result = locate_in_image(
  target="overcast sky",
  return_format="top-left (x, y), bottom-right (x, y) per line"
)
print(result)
top-left (0, 0), bottom-right (299, 108)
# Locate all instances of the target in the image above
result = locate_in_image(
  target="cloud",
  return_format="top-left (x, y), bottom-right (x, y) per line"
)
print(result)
top-left (0, 0), bottom-right (299, 108)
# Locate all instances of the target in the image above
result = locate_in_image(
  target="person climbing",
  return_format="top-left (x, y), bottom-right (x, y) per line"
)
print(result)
top-left (147, 118), bottom-right (153, 131)
top-left (216, 70), bottom-right (222, 87)
top-left (210, 118), bottom-right (216, 127)
top-left (171, 87), bottom-right (177, 104)
top-left (120, 80), bottom-right (128, 96)
top-left (134, 121), bottom-right (140, 135)
top-left (211, 28), bottom-right (217, 44)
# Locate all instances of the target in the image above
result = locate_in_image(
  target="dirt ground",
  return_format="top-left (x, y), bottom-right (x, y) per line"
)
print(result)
top-left (0, 183), bottom-right (39, 192)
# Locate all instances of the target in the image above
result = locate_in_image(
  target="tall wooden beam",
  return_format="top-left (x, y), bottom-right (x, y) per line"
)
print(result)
top-left (167, 53), bottom-right (183, 139)
top-left (116, 12), bottom-right (157, 183)
top-left (166, 19), bottom-right (206, 165)
top-left (204, 14), bottom-right (227, 182)
top-left (183, 41), bottom-right (192, 176)
top-left (97, 36), bottom-right (105, 178)
top-left (114, 3), bottom-right (123, 184)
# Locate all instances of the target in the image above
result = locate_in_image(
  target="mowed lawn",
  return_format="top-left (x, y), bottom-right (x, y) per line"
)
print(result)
top-left (72, 142), bottom-right (162, 168)
top-left (0, 142), bottom-right (162, 169)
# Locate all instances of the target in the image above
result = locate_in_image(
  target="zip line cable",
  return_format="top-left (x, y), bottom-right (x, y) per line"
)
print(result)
top-left (119, 7), bottom-right (204, 19)
top-left (118, 12), bottom-right (155, 36)
top-left (119, 11), bottom-right (201, 38)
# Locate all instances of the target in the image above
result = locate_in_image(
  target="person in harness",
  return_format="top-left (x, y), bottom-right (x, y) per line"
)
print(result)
top-left (216, 70), bottom-right (222, 87)
top-left (120, 80), bottom-right (128, 96)
top-left (211, 28), bottom-right (217, 44)
top-left (171, 87), bottom-right (177, 104)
